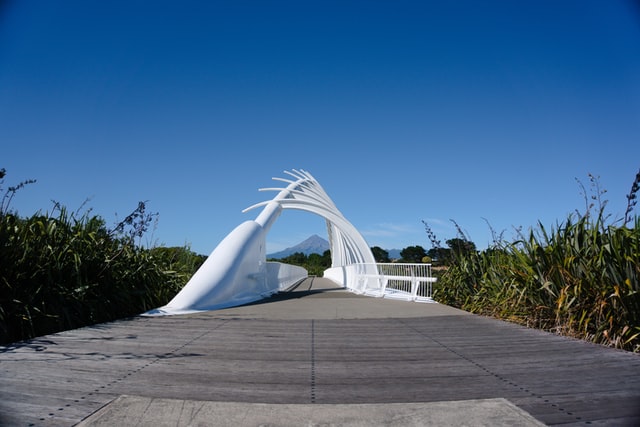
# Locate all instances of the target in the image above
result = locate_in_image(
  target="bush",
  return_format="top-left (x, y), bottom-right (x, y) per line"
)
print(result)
top-left (0, 169), bottom-right (200, 344)
top-left (433, 173), bottom-right (640, 352)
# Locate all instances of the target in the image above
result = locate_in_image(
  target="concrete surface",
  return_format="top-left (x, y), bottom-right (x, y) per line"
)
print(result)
top-left (77, 395), bottom-right (545, 426)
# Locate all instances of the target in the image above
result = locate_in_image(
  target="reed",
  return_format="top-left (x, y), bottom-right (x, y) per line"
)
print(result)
top-left (0, 171), bottom-right (201, 344)
top-left (434, 172), bottom-right (640, 352)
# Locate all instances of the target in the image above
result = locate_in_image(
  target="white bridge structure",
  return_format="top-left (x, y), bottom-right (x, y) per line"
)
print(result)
top-left (146, 169), bottom-right (436, 316)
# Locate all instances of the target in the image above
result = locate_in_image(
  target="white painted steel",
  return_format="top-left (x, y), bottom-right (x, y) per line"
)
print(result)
top-left (144, 220), bottom-right (308, 315)
top-left (348, 263), bottom-right (437, 302)
top-left (266, 262), bottom-right (308, 291)
top-left (145, 169), bottom-right (376, 316)
top-left (245, 169), bottom-right (376, 268)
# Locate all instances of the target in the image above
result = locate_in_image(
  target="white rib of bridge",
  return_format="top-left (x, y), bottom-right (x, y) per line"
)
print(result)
top-left (144, 169), bottom-right (377, 316)
top-left (244, 169), bottom-right (376, 267)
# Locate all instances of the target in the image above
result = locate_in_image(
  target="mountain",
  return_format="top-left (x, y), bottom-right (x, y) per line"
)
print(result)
top-left (267, 235), bottom-right (402, 260)
top-left (386, 249), bottom-right (402, 260)
top-left (267, 234), bottom-right (330, 259)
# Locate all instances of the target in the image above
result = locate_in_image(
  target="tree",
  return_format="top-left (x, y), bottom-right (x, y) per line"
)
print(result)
top-left (446, 238), bottom-right (476, 257)
top-left (321, 249), bottom-right (331, 266)
top-left (371, 246), bottom-right (390, 263)
top-left (307, 252), bottom-right (323, 266)
top-left (400, 245), bottom-right (427, 263)
top-left (282, 252), bottom-right (307, 265)
top-left (426, 247), bottom-right (451, 265)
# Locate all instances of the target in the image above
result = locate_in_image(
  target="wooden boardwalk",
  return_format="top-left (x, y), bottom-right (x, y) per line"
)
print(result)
top-left (1, 277), bottom-right (639, 426)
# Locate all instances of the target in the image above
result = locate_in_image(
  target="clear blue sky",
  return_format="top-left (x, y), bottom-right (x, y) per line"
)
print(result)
top-left (1, 1), bottom-right (639, 256)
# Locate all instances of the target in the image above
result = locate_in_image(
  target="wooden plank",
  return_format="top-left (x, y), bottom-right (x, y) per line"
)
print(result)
top-left (1, 279), bottom-right (639, 426)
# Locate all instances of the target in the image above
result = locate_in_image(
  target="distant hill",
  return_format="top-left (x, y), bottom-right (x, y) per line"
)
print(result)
top-left (267, 234), bottom-right (330, 259)
top-left (386, 249), bottom-right (401, 259)
top-left (267, 235), bottom-right (402, 260)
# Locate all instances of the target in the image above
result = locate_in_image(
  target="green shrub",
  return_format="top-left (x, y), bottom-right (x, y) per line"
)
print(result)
top-left (433, 172), bottom-right (640, 352)
top-left (0, 169), bottom-right (201, 344)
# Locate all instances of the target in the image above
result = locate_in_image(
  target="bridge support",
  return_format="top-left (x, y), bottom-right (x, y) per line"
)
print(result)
top-left (145, 169), bottom-right (377, 315)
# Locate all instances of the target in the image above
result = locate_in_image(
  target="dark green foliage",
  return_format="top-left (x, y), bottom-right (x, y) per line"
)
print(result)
top-left (371, 246), bottom-right (390, 263)
top-left (399, 245), bottom-right (427, 263)
top-left (0, 169), bottom-right (202, 344)
top-left (445, 238), bottom-right (476, 258)
top-left (149, 246), bottom-right (207, 282)
top-left (269, 250), bottom-right (331, 276)
top-left (431, 171), bottom-right (640, 352)
top-left (436, 217), bottom-right (640, 352)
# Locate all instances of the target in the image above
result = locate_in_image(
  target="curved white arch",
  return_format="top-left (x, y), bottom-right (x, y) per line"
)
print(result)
top-left (144, 169), bottom-right (375, 316)
top-left (244, 169), bottom-right (376, 267)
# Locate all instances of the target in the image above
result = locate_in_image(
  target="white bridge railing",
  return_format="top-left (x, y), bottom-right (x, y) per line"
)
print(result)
top-left (266, 261), bottom-right (308, 292)
top-left (351, 263), bottom-right (436, 302)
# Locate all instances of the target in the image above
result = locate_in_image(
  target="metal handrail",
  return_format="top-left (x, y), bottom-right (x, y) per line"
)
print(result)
top-left (352, 262), bottom-right (436, 302)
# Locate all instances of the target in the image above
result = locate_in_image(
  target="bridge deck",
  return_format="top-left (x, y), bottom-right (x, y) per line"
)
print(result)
top-left (1, 277), bottom-right (639, 426)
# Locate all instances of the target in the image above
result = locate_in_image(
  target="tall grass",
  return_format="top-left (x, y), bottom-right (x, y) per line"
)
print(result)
top-left (0, 169), bottom-right (204, 344)
top-left (433, 172), bottom-right (640, 352)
